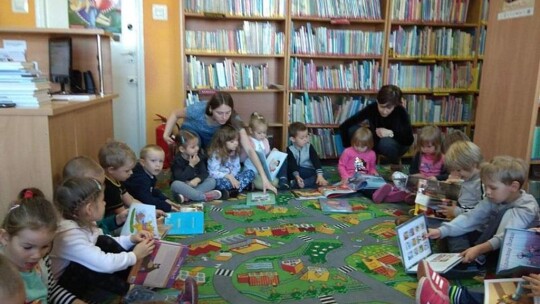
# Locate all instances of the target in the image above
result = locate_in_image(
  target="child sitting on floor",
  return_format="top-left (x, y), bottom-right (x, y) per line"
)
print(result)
top-left (338, 126), bottom-right (378, 184)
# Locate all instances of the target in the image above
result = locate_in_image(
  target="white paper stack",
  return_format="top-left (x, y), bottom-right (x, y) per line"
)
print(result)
top-left (0, 61), bottom-right (51, 107)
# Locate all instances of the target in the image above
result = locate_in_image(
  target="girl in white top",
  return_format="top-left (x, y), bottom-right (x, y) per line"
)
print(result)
top-left (50, 177), bottom-right (155, 301)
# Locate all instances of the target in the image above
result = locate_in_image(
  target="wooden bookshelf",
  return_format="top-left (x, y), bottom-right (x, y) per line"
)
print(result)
top-left (473, 0), bottom-right (540, 191)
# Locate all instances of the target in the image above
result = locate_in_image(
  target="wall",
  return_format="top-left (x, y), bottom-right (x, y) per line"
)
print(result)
top-left (0, 1), bottom-right (35, 27)
top-left (142, 0), bottom-right (181, 144)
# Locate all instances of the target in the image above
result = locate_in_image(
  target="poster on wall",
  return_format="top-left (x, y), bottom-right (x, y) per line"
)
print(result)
top-left (68, 0), bottom-right (122, 34)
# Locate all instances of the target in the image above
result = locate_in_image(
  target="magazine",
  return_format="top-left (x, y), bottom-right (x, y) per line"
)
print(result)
top-left (319, 198), bottom-right (352, 213)
top-left (255, 148), bottom-right (287, 181)
top-left (292, 185), bottom-right (355, 200)
top-left (246, 192), bottom-right (276, 206)
top-left (120, 203), bottom-right (160, 238)
top-left (497, 228), bottom-right (540, 276)
top-left (395, 214), bottom-right (462, 274)
top-left (164, 203), bottom-right (204, 235)
top-left (347, 173), bottom-right (387, 191)
top-left (127, 239), bottom-right (189, 288)
top-left (484, 278), bottom-right (540, 304)
top-left (413, 177), bottom-right (461, 220)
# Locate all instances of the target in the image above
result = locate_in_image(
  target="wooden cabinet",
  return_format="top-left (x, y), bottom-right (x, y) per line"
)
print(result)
top-left (473, 0), bottom-right (540, 190)
top-left (0, 28), bottom-right (116, 213)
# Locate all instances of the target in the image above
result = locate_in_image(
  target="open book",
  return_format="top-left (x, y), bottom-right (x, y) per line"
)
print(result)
top-left (319, 198), bottom-right (352, 213)
top-left (127, 239), bottom-right (189, 288)
top-left (120, 203), bottom-right (160, 238)
top-left (347, 173), bottom-right (386, 191)
top-left (255, 148), bottom-right (287, 181)
top-left (413, 177), bottom-right (461, 220)
top-left (164, 203), bottom-right (204, 235)
top-left (497, 228), bottom-right (540, 276)
top-left (484, 278), bottom-right (540, 304)
top-left (247, 192), bottom-right (276, 206)
top-left (292, 185), bottom-right (355, 200)
top-left (395, 214), bottom-right (462, 274)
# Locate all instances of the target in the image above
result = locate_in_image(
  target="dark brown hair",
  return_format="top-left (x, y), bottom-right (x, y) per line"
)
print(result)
top-left (2, 188), bottom-right (57, 236)
top-left (377, 85), bottom-right (402, 107)
top-left (289, 122), bottom-right (308, 138)
top-left (207, 124), bottom-right (240, 163)
top-left (55, 177), bottom-right (104, 230)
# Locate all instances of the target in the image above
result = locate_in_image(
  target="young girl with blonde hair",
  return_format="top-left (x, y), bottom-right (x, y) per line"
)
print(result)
top-left (409, 125), bottom-right (448, 181)
top-left (338, 126), bottom-right (378, 184)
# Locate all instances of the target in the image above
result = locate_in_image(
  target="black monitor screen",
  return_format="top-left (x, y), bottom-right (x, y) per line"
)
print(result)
top-left (49, 38), bottom-right (72, 90)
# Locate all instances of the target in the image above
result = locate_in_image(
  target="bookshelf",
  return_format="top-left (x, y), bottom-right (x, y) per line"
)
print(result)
top-left (180, 0), bottom-right (488, 158)
top-left (473, 0), bottom-right (540, 196)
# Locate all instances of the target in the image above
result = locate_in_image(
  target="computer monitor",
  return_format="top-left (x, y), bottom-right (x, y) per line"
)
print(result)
top-left (49, 37), bottom-right (72, 94)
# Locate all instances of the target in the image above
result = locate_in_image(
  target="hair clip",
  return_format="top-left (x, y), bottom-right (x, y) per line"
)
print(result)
top-left (23, 190), bottom-right (33, 199)
top-left (8, 204), bottom-right (20, 213)
top-left (92, 178), bottom-right (102, 191)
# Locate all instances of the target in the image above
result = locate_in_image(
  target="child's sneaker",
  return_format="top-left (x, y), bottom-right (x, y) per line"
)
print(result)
top-left (372, 184), bottom-right (392, 203)
top-left (204, 190), bottom-right (222, 201)
top-left (417, 260), bottom-right (449, 295)
top-left (229, 188), bottom-right (239, 198)
top-left (220, 189), bottom-right (230, 200)
top-left (416, 277), bottom-right (449, 304)
top-left (278, 177), bottom-right (290, 190)
top-left (177, 194), bottom-right (185, 204)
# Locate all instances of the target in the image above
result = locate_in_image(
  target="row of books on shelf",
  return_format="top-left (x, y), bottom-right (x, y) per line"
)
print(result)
top-left (291, 22), bottom-right (384, 56)
top-left (391, 0), bottom-right (471, 23)
top-left (389, 26), bottom-right (475, 58)
top-left (289, 58), bottom-right (381, 91)
top-left (309, 128), bottom-right (344, 159)
top-left (387, 62), bottom-right (475, 90)
top-left (185, 21), bottom-right (285, 55)
top-left (532, 127), bottom-right (540, 160)
top-left (186, 56), bottom-right (269, 90)
top-left (291, 0), bottom-right (382, 19)
top-left (404, 94), bottom-right (473, 123)
top-left (0, 61), bottom-right (51, 107)
top-left (184, 0), bottom-right (286, 17)
top-left (289, 93), bottom-right (375, 125)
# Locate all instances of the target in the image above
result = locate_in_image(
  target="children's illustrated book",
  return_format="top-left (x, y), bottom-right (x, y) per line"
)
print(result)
top-left (395, 214), bottom-right (462, 274)
top-left (347, 173), bottom-right (387, 191)
top-left (164, 203), bottom-right (204, 235)
top-left (319, 198), bottom-right (353, 213)
top-left (121, 203), bottom-right (160, 238)
top-left (497, 228), bottom-right (540, 276)
top-left (246, 192), bottom-right (276, 206)
top-left (127, 239), bottom-right (189, 288)
top-left (291, 185), bottom-right (355, 200)
top-left (484, 278), bottom-right (540, 304)
top-left (413, 177), bottom-right (461, 220)
top-left (256, 148), bottom-right (287, 181)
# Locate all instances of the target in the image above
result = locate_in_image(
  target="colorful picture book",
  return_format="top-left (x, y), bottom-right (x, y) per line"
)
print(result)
top-left (164, 203), bottom-right (205, 235)
top-left (120, 203), bottom-right (160, 238)
top-left (127, 239), bottom-right (189, 288)
top-left (246, 192), bottom-right (276, 206)
top-left (497, 228), bottom-right (540, 276)
top-left (291, 185), bottom-right (355, 200)
top-left (255, 148), bottom-right (287, 181)
top-left (319, 198), bottom-right (352, 213)
top-left (484, 278), bottom-right (540, 304)
top-left (413, 177), bottom-right (461, 220)
top-left (347, 173), bottom-right (386, 191)
top-left (395, 214), bottom-right (462, 274)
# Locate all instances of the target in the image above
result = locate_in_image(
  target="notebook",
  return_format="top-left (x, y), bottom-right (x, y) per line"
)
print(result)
top-left (395, 214), bottom-right (463, 274)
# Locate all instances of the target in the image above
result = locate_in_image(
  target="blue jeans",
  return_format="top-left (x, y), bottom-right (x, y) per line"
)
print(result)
top-left (171, 177), bottom-right (216, 201)
top-left (215, 170), bottom-right (255, 192)
top-left (291, 167), bottom-right (320, 189)
top-left (375, 137), bottom-right (410, 164)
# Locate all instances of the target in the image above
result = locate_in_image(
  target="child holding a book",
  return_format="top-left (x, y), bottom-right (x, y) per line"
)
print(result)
top-left (124, 145), bottom-right (181, 211)
top-left (50, 177), bottom-right (155, 301)
top-left (207, 124), bottom-right (255, 199)
top-left (170, 130), bottom-right (221, 202)
top-left (287, 122), bottom-right (328, 189)
top-left (243, 112), bottom-right (289, 190)
top-left (425, 156), bottom-right (540, 264)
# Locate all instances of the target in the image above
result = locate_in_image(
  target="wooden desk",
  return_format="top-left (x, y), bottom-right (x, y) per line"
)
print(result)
top-left (0, 95), bottom-right (117, 214)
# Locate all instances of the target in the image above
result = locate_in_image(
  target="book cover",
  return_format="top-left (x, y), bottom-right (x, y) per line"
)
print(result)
top-left (255, 148), bottom-right (287, 181)
top-left (497, 228), bottom-right (540, 276)
top-left (164, 203), bottom-right (205, 235)
top-left (347, 173), bottom-right (387, 191)
top-left (246, 192), bottom-right (276, 206)
top-left (127, 240), bottom-right (189, 288)
top-left (319, 198), bottom-right (352, 213)
top-left (120, 203), bottom-right (160, 238)
top-left (413, 177), bottom-right (461, 220)
top-left (292, 185), bottom-right (355, 200)
top-left (484, 278), bottom-right (540, 304)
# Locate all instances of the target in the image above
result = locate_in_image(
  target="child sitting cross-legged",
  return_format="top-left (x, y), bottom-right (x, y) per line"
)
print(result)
top-left (207, 124), bottom-right (255, 199)
top-left (338, 126), bottom-right (378, 183)
top-left (170, 130), bottom-right (221, 202)
top-left (287, 122), bottom-right (328, 189)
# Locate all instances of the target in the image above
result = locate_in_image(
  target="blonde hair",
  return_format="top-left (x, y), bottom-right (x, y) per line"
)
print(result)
top-left (351, 127), bottom-right (374, 149)
top-left (249, 112), bottom-right (267, 133)
top-left (445, 141), bottom-right (483, 171)
top-left (207, 124), bottom-right (240, 163)
top-left (63, 156), bottom-right (104, 180)
top-left (480, 156), bottom-right (527, 188)
top-left (416, 125), bottom-right (443, 162)
top-left (98, 140), bottom-right (137, 169)
top-left (55, 177), bottom-right (104, 230)
top-left (443, 130), bottom-right (470, 152)
top-left (140, 144), bottom-right (164, 159)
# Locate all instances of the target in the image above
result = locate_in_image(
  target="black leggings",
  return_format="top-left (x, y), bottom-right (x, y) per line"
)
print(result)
top-left (58, 235), bottom-right (131, 299)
